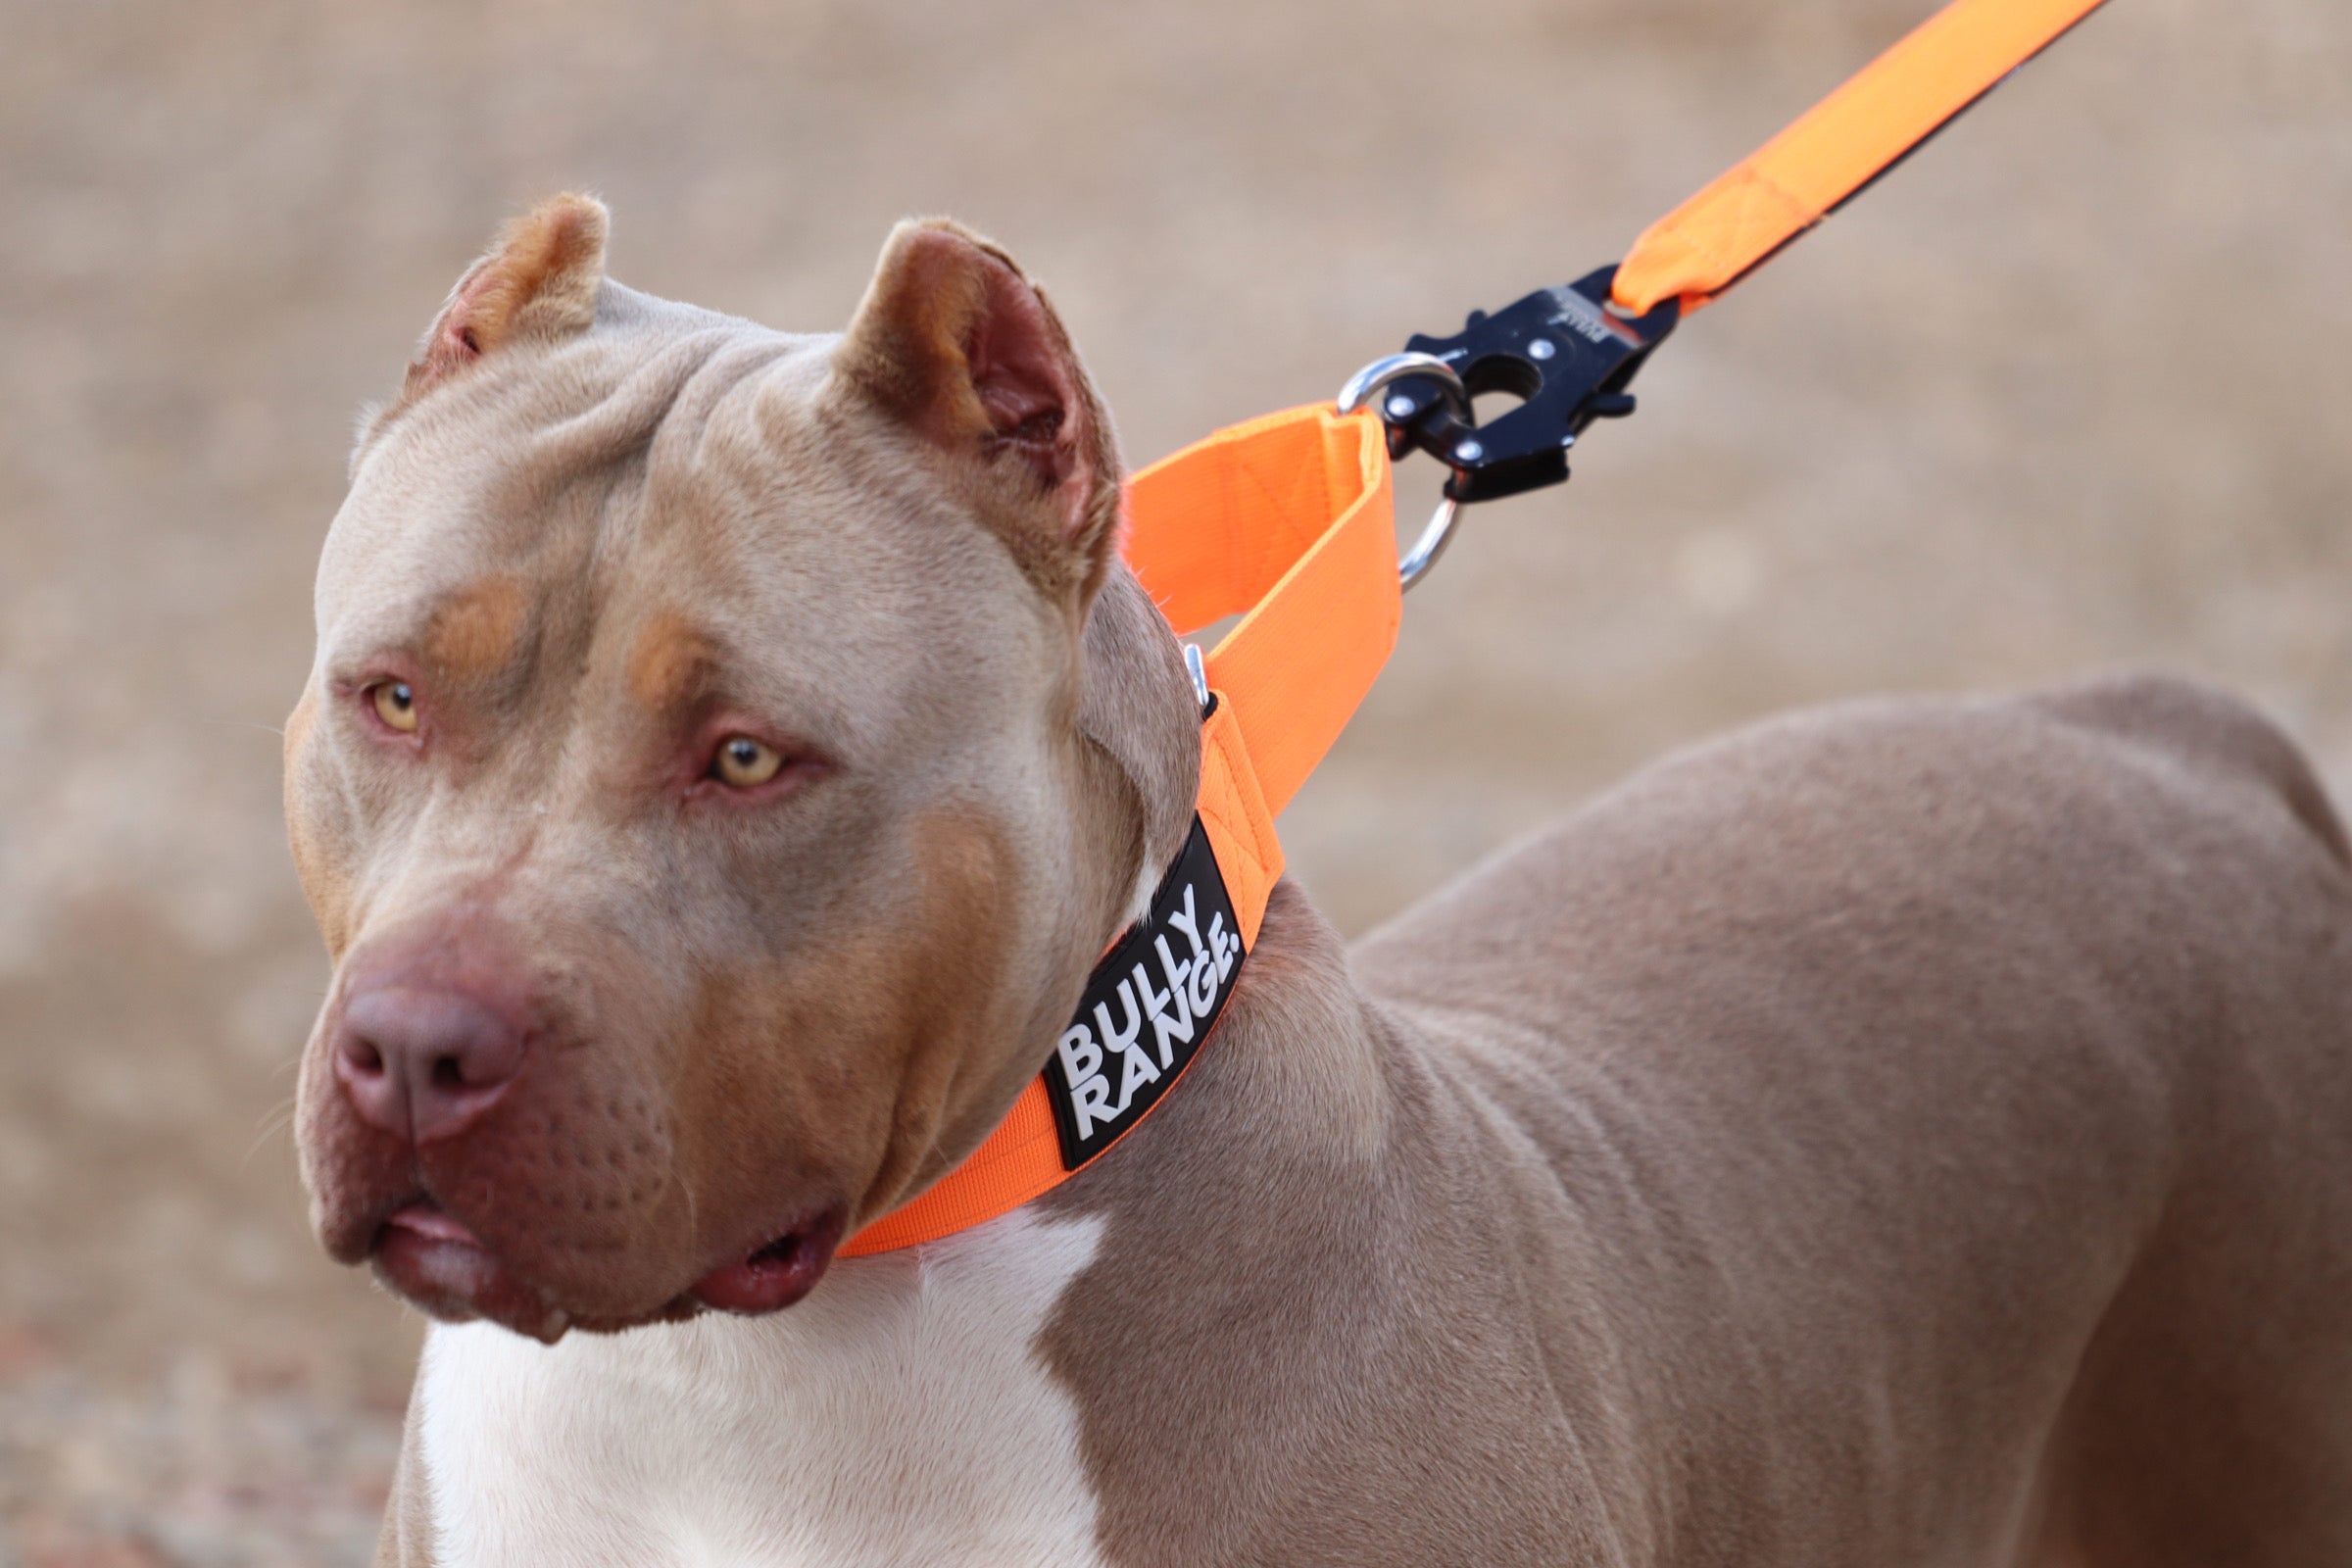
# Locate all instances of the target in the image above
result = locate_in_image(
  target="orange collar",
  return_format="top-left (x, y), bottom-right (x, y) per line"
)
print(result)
top-left (842, 405), bottom-right (1398, 1256)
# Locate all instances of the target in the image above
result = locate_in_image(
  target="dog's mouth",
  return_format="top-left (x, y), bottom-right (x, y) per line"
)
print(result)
top-left (368, 1197), bottom-right (848, 1343)
top-left (371, 1199), bottom-right (578, 1343)
top-left (687, 1205), bottom-right (848, 1316)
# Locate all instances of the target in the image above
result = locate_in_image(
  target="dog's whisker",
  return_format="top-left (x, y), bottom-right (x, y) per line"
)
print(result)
top-left (243, 1097), bottom-right (298, 1167)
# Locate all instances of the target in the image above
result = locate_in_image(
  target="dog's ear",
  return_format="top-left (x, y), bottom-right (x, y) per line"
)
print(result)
top-left (832, 220), bottom-right (1122, 608)
top-left (397, 193), bottom-right (609, 406)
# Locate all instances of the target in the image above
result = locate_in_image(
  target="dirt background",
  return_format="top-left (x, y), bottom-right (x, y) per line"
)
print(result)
top-left (4, 0), bottom-right (2349, 1558)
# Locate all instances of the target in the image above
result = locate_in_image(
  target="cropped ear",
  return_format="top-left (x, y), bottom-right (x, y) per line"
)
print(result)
top-left (831, 220), bottom-right (1122, 608)
top-left (397, 193), bottom-right (610, 406)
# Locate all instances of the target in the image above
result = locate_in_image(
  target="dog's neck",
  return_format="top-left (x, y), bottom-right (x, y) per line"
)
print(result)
top-left (416, 1209), bottom-right (1118, 1564)
top-left (1072, 564), bottom-right (1207, 907)
top-left (408, 880), bottom-right (1394, 1565)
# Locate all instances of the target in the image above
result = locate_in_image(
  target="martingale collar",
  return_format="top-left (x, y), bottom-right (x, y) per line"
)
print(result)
top-left (838, 403), bottom-right (1399, 1257)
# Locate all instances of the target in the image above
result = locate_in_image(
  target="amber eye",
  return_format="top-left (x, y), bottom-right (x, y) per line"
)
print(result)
top-left (711, 735), bottom-right (784, 788)
top-left (370, 680), bottom-right (419, 733)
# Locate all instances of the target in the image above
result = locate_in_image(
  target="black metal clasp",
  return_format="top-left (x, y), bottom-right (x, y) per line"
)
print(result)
top-left (1374, 265), bottom-right (1678, 506)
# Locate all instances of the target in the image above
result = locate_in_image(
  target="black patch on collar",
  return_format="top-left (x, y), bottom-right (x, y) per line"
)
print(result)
top-left (1043, 816), bottom-right (1246, 1170)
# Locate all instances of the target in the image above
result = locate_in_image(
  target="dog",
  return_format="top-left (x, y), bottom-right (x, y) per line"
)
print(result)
top-left (285, 194), bottom-right (2352, 1566)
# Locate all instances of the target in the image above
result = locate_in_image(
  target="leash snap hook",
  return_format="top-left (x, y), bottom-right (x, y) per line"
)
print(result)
top-left (1336, 352), bottom-right (1469, 592)
top-left (1373, 264), bottom-right (1680, 511)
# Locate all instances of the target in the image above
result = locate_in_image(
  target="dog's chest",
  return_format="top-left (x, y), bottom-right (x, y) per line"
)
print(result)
top-left (416, 1211), bottom-right (1109, 1568)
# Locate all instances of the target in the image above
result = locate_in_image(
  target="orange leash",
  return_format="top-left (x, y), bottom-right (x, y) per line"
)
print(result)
top-left (1612, 0), bottom-right (2112, 316)
top-left (841, 0), bottom-right (2104, 1257)
top-left (1382, 0), bottom-right (2112, 505)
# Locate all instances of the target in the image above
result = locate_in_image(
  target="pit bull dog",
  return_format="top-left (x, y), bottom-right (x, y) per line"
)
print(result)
top-left (286, 194), bottom-right (2352, 1566)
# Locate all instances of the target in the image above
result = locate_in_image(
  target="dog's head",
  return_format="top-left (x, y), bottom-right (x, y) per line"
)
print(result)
top-left (285, 196), bottom-right (1199, 1340)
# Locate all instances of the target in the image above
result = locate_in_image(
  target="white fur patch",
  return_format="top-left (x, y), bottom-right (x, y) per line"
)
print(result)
top-left (416, 1209), bottom-right (1107, 1567)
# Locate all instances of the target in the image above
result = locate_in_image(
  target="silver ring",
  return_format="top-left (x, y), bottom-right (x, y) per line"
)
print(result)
top-left (1336, 353), bottom-right (1473, 593)
top-left (1336, 352), bottom-right (1469, 422)
top-left (1396, 498), bottom-right (1461, 592)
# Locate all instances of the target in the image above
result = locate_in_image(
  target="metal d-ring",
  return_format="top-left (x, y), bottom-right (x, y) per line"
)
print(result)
top-left (1336, 353), bottom-right (1472, 592)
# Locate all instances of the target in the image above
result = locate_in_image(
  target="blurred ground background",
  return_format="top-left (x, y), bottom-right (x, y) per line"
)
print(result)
top-left (3, 0), bottom-right (2349, 1558)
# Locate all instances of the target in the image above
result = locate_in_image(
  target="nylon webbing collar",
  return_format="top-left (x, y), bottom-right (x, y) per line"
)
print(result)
top-left (840, 406), bottom-right (1398, 1256)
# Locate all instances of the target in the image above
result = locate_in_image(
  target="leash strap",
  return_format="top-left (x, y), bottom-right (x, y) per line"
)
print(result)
top-left (1610, 0), bottom-right (2111, 316)
top-left (841, 406), bottom-right (1396, 1255)
top-left (1379, 0), bottom-right (2110, 505)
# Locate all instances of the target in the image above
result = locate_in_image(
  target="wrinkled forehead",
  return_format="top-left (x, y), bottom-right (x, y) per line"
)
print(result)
top-left (315, 282), bottom-right (1049, 712)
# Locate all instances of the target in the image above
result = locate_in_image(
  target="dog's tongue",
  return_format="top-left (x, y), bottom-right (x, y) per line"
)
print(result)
top-left (691, 1210), bottom-right (847, 1316)
top-left (386, 1202), bottom-right (481, 1246)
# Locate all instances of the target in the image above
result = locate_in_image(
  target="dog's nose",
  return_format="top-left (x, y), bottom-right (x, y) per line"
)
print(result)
top-left (334, 986), bottom-right (527, 1143)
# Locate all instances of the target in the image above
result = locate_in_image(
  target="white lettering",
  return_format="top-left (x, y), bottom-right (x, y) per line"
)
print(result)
top-left (1188, 946), bottom-right (1218, 1013)
top-left (1060, 866), bottom-right (1248, 1150)
top-left (1113, 1043), bottom-right (1159, 1111)
top-left (1071, 1071), bottom-right (1115, 1139)
top-left (1129, 960), bottom-right (1176, 1070)
top-left (1165, 883), bottom-right (1204, 958)
top-left (1209, 912), bottom-right (1237, 981)
top-left (1094, 980), bottom-right (1143, 1060)
top-left (1147, 937), bottom-right (1196, 1065)
top-left (1055, 1025), bottom-right (1102, 1086)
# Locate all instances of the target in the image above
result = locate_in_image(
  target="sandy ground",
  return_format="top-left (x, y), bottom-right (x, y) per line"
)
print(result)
top-left (3, 0), bottom-right (2349, 1556)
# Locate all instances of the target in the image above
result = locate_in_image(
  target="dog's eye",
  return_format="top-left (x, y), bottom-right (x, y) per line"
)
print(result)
top-left (370, 680), bottom-right (420, 734)
top-left (711, 735), bottom-right (784, 788)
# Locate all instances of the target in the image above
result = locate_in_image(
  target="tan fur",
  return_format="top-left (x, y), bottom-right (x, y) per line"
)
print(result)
top-left (421, 575), bottom-right (528, 682)
top-left (664, 803), bottom-right (1027, 1249)
top-left (832, 220), bottom-right (1125, 609)
top-left (395, 193), bottom-right (610, 411)
top-left (622, 608), bottom-right (712, 711)
top-left (294, 209), bottom-right (2352, 1567)
top-left (279, 684), bottom-right (357, 957)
